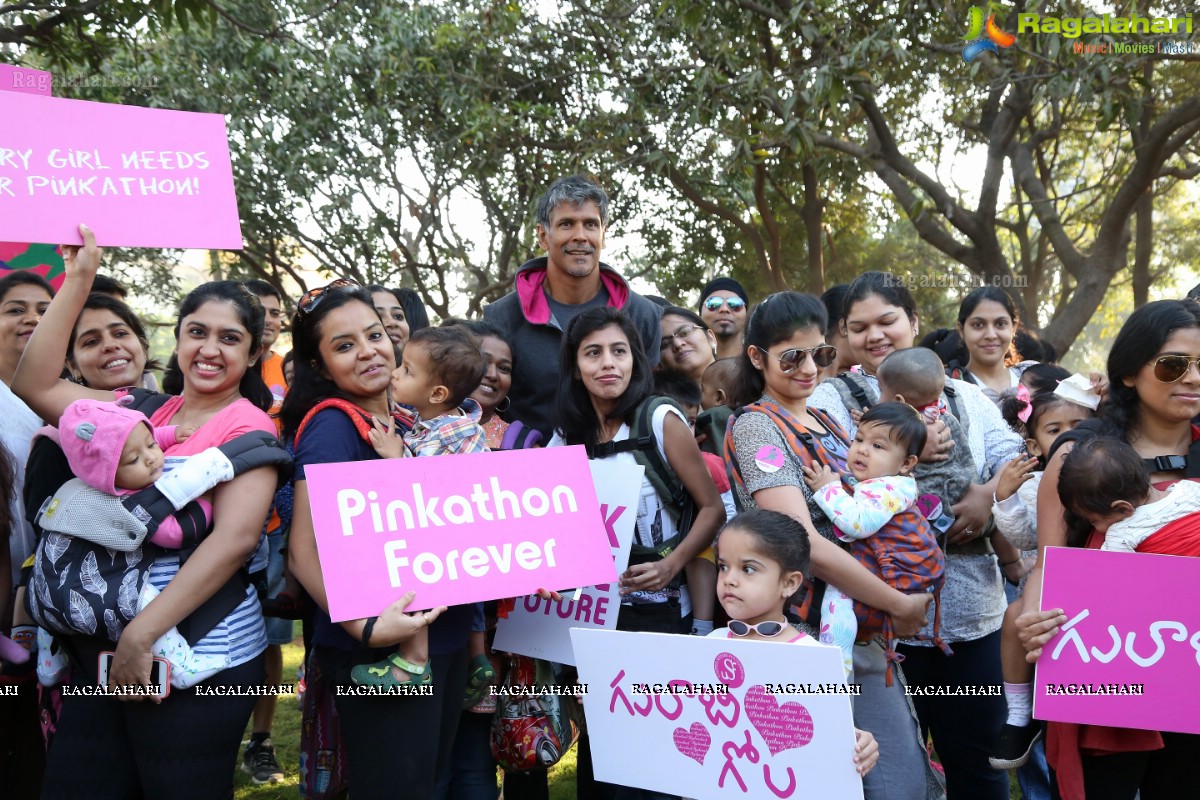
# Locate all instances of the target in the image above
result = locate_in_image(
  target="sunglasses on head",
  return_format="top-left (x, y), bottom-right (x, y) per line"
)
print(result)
top-left (296, 278), bottom-right (360, 319)
top-left (704, 296), bottom-right (746, 312)
top-left (727, 619), bottom-right (789, 637)
top-left (1149, 354), bottom-right (1200, 383)
top-left (759, 344), bottom-right (837, 372)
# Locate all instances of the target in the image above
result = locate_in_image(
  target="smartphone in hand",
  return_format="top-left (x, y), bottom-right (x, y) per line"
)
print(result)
top-left (97, 651), bottom-right (170, 699)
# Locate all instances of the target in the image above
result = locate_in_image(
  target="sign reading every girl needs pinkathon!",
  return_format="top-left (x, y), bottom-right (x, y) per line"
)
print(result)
top-left (571, 629), bottom-right (863, 800)
top-left (0, 91), bottom-right (241, 249)
top-left (304, 446), bottom-right (617, 622)
top-left (1034, 547), bottom-right (1200, 735)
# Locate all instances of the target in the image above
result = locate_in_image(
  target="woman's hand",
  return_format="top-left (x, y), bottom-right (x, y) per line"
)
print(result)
top-left (109, 620), bottom-right (157, 703)
top-left (889, 592), bottom-right (933, 638)
top-left (919, 418), bottom-right (953, 463)
top-left (620, 556), bottom-right (682, 595)
top-left (801, 464), bottom-right (840, 492)
top-left (1088, 372), bottom-right (1109, 402)
top-left (368, 416), bottom-right (407, 459)
top-left (368, 591), bottom-right (447, 648)
top-left (1016, 607), bottom-right (1068, 664)
top-left (947, 482), bottom-right (994, 544)
top-left (853, 728), bottom-right (879, 776)
top-left (60, 223), bottom-right (102, 283)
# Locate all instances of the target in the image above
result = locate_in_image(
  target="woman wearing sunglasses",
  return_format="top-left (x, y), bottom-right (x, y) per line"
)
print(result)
top-left (724, 291), bottom-right (942, 800)
top-left (658, 306), bottom-right (719, 384)
top-left (1015, 300), bottom-right (1200, 800)
top-left (808, 272), bottom-right (1024, 799)
top-left (13, 227), bottom-right (283, 800)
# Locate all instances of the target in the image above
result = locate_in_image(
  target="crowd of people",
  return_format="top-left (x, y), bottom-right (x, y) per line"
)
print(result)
top-left (1, 174), bottom-right (1198, 800)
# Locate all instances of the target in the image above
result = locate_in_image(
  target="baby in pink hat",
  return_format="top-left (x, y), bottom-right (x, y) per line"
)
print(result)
top-left (59, 398), bottom-right (203, 548)
top-left (51, 398), bottom-right (226, 688)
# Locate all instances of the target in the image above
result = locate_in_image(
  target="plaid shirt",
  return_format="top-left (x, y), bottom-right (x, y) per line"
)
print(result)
top-left (396, 398), bottom-right (489, 457)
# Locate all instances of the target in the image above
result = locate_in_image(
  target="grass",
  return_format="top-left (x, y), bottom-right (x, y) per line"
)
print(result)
top-left (234, 630), bottom-right (1018, 799)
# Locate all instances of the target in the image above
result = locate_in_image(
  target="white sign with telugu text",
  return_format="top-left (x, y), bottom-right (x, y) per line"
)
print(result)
top-left (571, 628), bottom-right (863, 800)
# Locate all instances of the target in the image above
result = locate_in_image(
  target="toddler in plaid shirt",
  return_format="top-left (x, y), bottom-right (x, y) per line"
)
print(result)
top-left (352, 326), bottom-right (488, 690)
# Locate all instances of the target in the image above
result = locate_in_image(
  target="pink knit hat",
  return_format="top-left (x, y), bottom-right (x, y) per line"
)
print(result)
top-left (59, 399), bottom-right (153, 495)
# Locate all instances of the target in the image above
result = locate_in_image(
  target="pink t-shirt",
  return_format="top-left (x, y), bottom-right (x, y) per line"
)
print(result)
top-left (146, 395), bottom-right (274, 456)
top-left (130, 393), bottom-right (275, 667)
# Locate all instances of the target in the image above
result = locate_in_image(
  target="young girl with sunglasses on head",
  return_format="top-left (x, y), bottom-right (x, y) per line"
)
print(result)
top-left (711, 509), bottom-right (879, 778)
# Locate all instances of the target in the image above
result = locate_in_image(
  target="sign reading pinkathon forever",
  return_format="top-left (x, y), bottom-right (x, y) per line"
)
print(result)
top-left (0, 92), bottom-right (241, 249)
top-left (304, 446), bottom-right (618, 622)
top-left (1033, 547), bottom-right (1200, 735)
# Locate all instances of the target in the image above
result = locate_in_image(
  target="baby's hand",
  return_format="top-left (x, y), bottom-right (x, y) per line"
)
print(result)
top-left (849, 409), bottom-right (863, 426)
top-left (802, 463), bottom-right (840, 491)
top-left (996, 455), bottom-right (1039, 502)
top-left (368, 416), bottom-right (408, 459)
top-left (174, 424), bottom-right (198, 443)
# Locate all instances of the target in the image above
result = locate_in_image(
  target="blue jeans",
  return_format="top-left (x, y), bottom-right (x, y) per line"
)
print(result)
top-left (441, 710), bottom-right (498, 800)
top-left (1016, 738), bottom-right (1051, 800)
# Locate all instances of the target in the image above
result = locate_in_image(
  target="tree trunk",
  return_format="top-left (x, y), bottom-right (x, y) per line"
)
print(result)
top-left (1132, 190), bottom-right (1152, 308)
top-left (802, 164), bottom-right (825, 295)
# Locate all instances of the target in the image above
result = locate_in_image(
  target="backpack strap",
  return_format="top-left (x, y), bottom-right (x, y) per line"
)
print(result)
top-left (295, 398), bottom-right (381, 447)
top-left (942, 382), bottom-right (962, 422)
top-left (835, 373), bottom-right (873, 412)
top-left (727, 400), bottom-right (850, 629)
top-left (500, 420), bottom-right (544, 451)
top-left (586, 396), bottom-right (696, 575)
top-left (945, 362), bottom-right (977, 385)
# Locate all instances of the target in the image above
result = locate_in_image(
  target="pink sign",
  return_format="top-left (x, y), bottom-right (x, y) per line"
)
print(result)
top-left (0, 65), bottom-right (52, 96)
top-left (0, 92), bottom-right (241, 249)
top-left (1034, 547), bottom-right (1200, 734)
top-left (304, 446), bottom-right (618, 622)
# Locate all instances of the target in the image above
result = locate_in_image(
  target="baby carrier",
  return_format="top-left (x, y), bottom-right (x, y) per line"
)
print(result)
top-left (726, 399), bottom-right (949, 683)
top-left (25, 389), bottom-right (292, 644)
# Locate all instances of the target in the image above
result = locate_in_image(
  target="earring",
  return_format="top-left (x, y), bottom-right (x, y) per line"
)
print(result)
top-left (496, 396), bottom-right (511, 413)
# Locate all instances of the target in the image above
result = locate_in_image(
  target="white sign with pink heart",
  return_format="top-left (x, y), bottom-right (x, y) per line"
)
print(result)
top-left (570, 629), bottom-right (863, 800)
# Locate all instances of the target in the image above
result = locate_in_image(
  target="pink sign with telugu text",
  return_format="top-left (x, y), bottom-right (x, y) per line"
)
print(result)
top-left (304, 446), bottom-right (618, 622)
top-left (1033, 547), bottom-right (1200, 734)
top-left (0, 91), bottom-right (241, 249)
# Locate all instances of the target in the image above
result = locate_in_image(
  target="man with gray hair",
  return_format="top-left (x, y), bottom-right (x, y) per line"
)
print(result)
top-left (484, 175), bottom-right (662, 437)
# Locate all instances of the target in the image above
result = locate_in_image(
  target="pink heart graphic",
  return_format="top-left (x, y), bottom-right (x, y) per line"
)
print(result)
top-left (743, 684), bottom-right (814, 755)
top-left (672, 722), bottom-right (711, 765)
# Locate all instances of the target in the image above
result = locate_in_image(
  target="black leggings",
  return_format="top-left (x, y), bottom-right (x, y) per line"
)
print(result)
top-left (41, 642), bottom-right (263, 800)
top-left (897, 631), bottom-right (1008, 800)
top-left (320, 644), bottom-right (468, 800)
top-left (1049, 732), bottom-right (1200, 800)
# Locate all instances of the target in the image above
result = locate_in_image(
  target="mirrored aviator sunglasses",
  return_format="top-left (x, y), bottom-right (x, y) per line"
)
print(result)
top-left (297, 278), bottom-right (360, 319)
top-left (1151, 354), bottom-right (1200, 383)
top-left (704, 296), bottom-right (746, 312)
top-left (769, 344), bottom-right (838, 372)
top-left (727, 619), bottom-right (788, 637)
